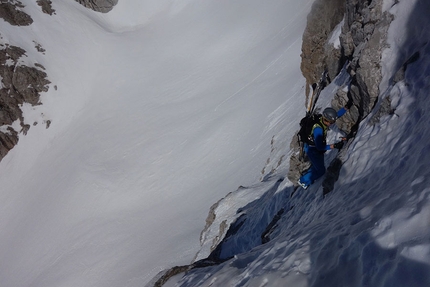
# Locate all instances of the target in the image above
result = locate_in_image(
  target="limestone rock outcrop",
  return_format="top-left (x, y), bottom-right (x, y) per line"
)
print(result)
top-left (300, 0), bottom-right (345, 98)
top-left (289, 0), bottom-right (394, 188)
top-left (75, 0), bottom-right (118, 13)
top-left (301, 0), bottom-right (393, 119)
top-left (37, 0), bottom-right (56, 15)
top-left (0, 0), bottom-right (33, 26)
top-left (0, 2), bottom-right (51, 162)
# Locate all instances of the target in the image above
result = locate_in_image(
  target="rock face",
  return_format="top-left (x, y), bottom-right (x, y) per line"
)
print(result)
top-left (0, 1), bottom-right (33, 26)
top-left (300, 0), bottom-right (345, 98)
top-left (37, 0), bottom-right (56, 15)
top-left (342, 0), bottom-right (393, 118)
top-left (288, 0), bottom-right (393, 188)
top-left (0, 2), bottom-right (51, 162)
top-left (75, 0), bottom-right (118, 13)
top-left (302, 0), bottom-right (393, 119)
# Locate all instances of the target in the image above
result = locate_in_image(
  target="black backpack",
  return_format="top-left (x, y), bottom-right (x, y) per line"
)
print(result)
top-left (298, 113), bottom-right (321, 145)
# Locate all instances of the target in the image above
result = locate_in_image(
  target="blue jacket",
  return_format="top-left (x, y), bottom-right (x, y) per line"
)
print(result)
top-left (312, 108), bottom-right (347, 151)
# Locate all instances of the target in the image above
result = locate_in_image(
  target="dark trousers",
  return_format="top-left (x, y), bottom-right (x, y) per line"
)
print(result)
top-left (299, 144), bottom-right (326, 186)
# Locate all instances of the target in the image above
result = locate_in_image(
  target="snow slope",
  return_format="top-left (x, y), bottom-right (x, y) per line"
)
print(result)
top-left (0, 0), bottom-right (314, 286)
top-left (175, 0), bottom-right (430, 286)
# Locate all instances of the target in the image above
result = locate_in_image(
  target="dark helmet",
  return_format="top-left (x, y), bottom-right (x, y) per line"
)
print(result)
top-left (322, 107), bottom-right (338, 122)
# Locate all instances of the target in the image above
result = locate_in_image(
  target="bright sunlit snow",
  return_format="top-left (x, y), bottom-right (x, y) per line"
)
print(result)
top-left (0, 0), bottom-right (313, 286)
top-left (1, 0), bottom-right (430, 287)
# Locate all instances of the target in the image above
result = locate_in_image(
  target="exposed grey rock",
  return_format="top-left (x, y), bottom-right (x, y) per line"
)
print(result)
top-left (75, 0), bottom-right (118, 13)
top-left (0, 0), bottom-right (52, 162)
top-left (290, 0), bottom-right (394, 189)
top-left (368, 96), bottom-right (392, 126)
top-left (392, 51), bottom-right (420, 84)
top-left (343, 0), bottom-right (393, 119)
top-left (301, 0), bottom-right (393, 129)
top-left (324, 41), bottom-right (343, 82)
top-left (364, 22), bottom-right (375, 35)
top-left (0, 127), bottom-right (18, 159)
top-left (36, 0), bottom-right (55, 15)
top-left (357, 13), bottom-right (392, 115)
top-left (199, 197), bottom-right (222, 252)
top-left (148, 265), bottom-right (194, 287)
top-left (0, 1), bottom-right (33, 26)
top-left (300, 0), bottom-right (345, 96)
top-left (0, 44), bottom-right (26, 63)
top-left (351, 21), bottom-right (365, 45)
top-left (0, 44), bottom-right (51, 162)
top-left (12, 66), bottom-right (50, 105)
top-left (339, 30), bottom-right (354, 58)
top-left (34, 42), bottom-right (46, 54)
top-left (331, 88), bottom-right (359, 134)
top-left (287, 133), bottom-right (311, 185)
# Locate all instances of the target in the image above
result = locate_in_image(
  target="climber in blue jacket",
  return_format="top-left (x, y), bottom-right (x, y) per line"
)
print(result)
top-left (298, 106), bottom-right (348, 189)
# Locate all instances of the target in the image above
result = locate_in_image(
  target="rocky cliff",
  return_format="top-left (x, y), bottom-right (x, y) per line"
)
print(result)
top-left (288, 0), bottom-right (396, 191)
top-left (300, 0), bottom-right (345, 99)
top-left (301, 0), bottom-right (393, 117)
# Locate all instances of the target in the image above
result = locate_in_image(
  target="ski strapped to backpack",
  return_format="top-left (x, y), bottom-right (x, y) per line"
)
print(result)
top-left (298, 70), bottom-right (327, 161)
top-left (308, 69), bottom-right (327, 115)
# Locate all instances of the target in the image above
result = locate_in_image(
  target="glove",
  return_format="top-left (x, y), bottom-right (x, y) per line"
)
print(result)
top-left (333, 141), bottom-right (344, 150)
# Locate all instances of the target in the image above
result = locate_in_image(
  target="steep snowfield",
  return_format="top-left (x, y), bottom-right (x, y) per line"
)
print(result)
top-left (175, 0), bottom-right (430, 286)
top-left (0, 0), bottom-right (314, 286)
top-left (2, 0), bottom-right (429, 286)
